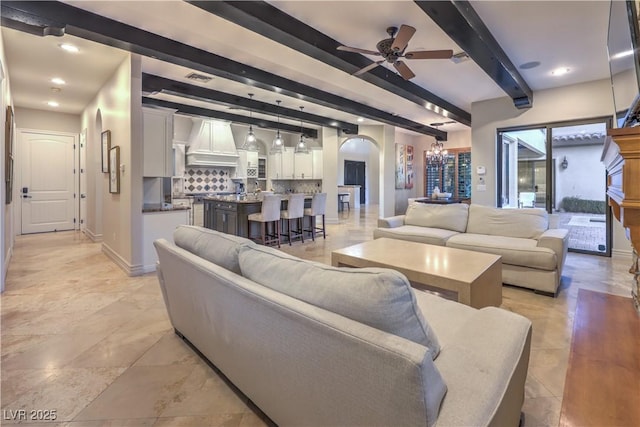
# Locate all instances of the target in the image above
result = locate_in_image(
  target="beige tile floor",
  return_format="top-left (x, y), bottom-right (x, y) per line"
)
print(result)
top-left (1, 205), bottom-right (634, 426)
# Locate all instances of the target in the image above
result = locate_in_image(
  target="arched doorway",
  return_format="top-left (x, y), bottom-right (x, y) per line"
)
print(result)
top-left (339, 136), bottom-right (380, 205)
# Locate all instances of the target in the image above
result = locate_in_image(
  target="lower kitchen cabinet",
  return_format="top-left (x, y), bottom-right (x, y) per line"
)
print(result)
top-left (204, 200), bottom-right (261, 238)
top-left (142, 208), bottom-right (190, 271)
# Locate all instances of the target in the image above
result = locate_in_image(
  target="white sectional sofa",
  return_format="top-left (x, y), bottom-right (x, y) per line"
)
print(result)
top-left (374, 203), bottom-right (569, 295)
top-left (154, 225), bottom-right (532, 427)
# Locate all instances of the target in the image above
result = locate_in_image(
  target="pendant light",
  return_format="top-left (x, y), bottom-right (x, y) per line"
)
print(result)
top-left (294, 106), bottom-right (309, 154)
top-left (242, 93), bottom-right (259, 151)
top-left (270, 100), bottom-right (284, 154)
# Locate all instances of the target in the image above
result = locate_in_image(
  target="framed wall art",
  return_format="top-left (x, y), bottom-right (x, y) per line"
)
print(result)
top-left (109, 145), bottom-right (120, 194)
top-left (5, 105), bottom-right (14, 204)
top-left (395, 143), bottom-right (405, 189)
top-left (405, 144), bottom-right (414, 189)
top-left (101, 130), bottom-right (111, 173)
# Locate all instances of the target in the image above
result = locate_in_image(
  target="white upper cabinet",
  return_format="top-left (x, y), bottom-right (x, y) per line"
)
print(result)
top-left (281, 148), bottom-right (295, 179)
top-left (294, 152), bottom-right (313, 179)
top-left (312, 149), bottom-right (323, 179)
top-left (269, 148), bottom-right (322, 180)
top-left (143, 107), bottom-right (174, 177)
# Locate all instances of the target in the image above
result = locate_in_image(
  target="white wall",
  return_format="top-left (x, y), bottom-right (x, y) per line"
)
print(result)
top-left (338, 137), bottom-right (379, 204)
top-left (441, 128), bottom-right (472, 149)
top-left (393, 131), bottom-right (425, 214)
top-left (471, 78), bottom-right (631, 253)
top-left (14, 108), bottom-right (81, 134)
top-left (81, 54), bottom-right (146, 274)
top-left (0, 36), bottom-right (13, 293)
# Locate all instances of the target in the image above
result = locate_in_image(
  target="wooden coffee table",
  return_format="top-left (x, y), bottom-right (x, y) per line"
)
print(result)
top-left (331, 238), bottom-right (502, 308)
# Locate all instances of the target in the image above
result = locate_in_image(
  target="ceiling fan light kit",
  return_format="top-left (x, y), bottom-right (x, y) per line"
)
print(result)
top-left (338, 25), bottom-right (453, 80)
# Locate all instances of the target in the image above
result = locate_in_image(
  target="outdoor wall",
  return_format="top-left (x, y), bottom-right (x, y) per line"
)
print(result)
top-left (553, 144), bottom-right (606, 207)
top-left (338, 136), bottom-right (380, 204)
top-left (471, 77), bottom-right (631, 254)
top-left (81, 54), bottom-right (145, 274)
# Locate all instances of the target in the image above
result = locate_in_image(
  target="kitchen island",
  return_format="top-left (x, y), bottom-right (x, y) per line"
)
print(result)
top-left (203, 194), bottom-right (313, 238)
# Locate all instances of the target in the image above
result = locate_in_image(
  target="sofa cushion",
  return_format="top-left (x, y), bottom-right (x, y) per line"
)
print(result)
top-left (466, 205), bottom-right (548, 239)
top-left (373, 225), bottom-right (459, 246)
top-left (404, 202), bottom-right (469, 233)
top-left (446, 233), bottom-right (557, 271)
top-left (238, 244), bottom-right (441, 359)
top-left (173, 225), bottom-right (253, 274)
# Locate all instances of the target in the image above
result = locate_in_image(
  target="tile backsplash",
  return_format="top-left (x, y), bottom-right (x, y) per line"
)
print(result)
top-left (184, 167), bottom-right (231, 193)
top-left (271, 180), bottom-right (323, 194)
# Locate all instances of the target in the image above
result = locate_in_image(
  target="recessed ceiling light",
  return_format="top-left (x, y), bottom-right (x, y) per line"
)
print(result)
top-left (357, 117), bottom-right (364, 122)
top-left (551, 67), bottom-right (570, 76)
top-left (51, 77), bottom-right (66, 85)
top-left (50, 87), bottom-right (61, 93)
top-left (519, 61), bottom-right (541, 70)
top-left (59, 43), bottom-right (79, 53)
top-left (47, 101), bottom-right (59, 107)
top-left (330, 121), bottom-right (338, 126)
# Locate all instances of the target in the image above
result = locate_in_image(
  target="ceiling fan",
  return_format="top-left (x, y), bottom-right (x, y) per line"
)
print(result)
top-left (337, 25), bottom-right (453, 80)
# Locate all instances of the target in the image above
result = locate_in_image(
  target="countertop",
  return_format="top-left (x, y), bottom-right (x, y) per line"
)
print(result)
top-left (204, 194), bottom-right (314, 204)
top-left (142, 204), bottom-right (191, 213)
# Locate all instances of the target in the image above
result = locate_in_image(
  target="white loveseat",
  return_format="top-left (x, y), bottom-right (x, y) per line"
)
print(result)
top-left (154, 225), bottom-right (532, 427)
top-left (374, 203), bottom-right (569, 295)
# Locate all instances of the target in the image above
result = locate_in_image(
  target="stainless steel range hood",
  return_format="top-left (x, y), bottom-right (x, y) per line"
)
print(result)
top-left (186, 118), bottom-right (239, 167)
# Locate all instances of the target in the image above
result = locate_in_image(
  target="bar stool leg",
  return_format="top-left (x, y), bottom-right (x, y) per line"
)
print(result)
top-left (322, 214), bottom-right (326, 238)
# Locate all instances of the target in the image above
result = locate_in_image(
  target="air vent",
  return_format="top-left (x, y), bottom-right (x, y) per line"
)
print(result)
top-left (185, 72), bottom-right (213, 83)
top-left (450, 52), bottom-right (470, 64)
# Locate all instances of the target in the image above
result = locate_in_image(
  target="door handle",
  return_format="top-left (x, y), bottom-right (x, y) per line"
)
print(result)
top-left (80, 194), bottom-right (87, 199)
top-left (22, 195), bottom-right (33, 199)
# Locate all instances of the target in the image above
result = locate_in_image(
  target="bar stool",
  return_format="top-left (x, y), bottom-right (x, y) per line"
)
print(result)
top-left (280, 193), bottom-right (305, 245)
top-left (304, 192), bottom-right (327, 241)
top-left (339, 192), bottom-right (351, 212)
top-left (248, 195), bottom-right (282, 248)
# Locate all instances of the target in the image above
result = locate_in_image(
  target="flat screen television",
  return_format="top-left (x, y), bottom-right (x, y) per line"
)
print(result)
top-left (608, 0), bottom-right (640, 127)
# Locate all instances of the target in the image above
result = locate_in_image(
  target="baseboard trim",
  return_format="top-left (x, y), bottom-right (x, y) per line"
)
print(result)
top-left (141, 263), bottom-right (157, 274)
top-left (2, 245), bottom-right (13, 292)
top-left (101, 243), bottom-right (147, 277)
top-left (84, 228), bottom-right (103, 243)
top-left (612, 248), bottom-right (633, 258)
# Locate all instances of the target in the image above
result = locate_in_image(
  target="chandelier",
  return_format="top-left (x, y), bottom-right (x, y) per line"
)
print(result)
top-left (426, 140), bottom-right (448, 166)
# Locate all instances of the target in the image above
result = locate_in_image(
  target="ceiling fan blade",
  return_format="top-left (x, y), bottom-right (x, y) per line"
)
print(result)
top-left (393, 61), bottom-right (415, 80)
top-left (337, 45), bottom-right (381, 56)
top-left (405, 49), bottom-right (454, 60)
top-left (390, 25), bottom-right (416, 52)
top-left (353, 60), bottom-right (385, 76)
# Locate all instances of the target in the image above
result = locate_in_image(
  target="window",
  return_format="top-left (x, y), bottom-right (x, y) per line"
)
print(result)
top-left (424, 148), bottom-right (471, 198)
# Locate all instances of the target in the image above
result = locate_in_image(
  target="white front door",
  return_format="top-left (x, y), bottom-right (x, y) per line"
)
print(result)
top-left (20, 130), bottom-right (76, 234)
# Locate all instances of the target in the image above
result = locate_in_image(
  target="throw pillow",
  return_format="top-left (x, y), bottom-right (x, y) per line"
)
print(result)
top-left (404, 202), bottom-right (469, 232)
top-left (238, 244), bottom-right (441, 359)
top-left (173, 225), bottom-right (254, 274)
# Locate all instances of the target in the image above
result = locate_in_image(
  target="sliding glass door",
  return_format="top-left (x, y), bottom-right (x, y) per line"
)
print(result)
top-left (498, 127), bottom-right (549, 209)
top-left (497, 118), bottom-right (612, 256)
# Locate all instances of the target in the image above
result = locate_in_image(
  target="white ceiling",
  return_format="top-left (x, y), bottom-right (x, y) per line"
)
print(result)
top-left (1, 0), bottom-right (615, 136)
